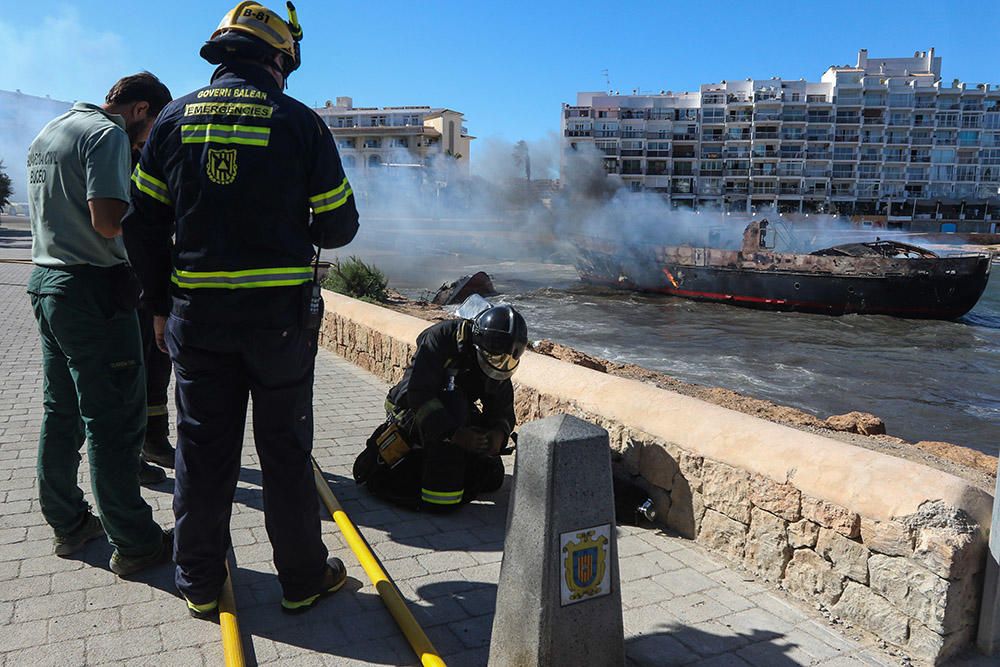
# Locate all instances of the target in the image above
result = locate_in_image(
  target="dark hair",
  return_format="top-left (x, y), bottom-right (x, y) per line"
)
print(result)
top-left (106, 72), bottom-right (173, 117)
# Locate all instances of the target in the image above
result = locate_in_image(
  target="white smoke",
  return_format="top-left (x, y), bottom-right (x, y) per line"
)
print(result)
top-left (0, 8), bottom-right (130, 203)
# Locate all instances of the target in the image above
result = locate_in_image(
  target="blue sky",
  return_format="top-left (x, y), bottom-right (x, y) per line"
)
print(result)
top-left (1, 0), bottom-right (998, 144)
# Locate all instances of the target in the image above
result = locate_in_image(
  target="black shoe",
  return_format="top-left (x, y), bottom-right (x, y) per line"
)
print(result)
top-left (54, 512), bottom-right (105, 557)
top-left (139, 459), bottom-right (167, 486)
top-left (184, 596), bottom-right (220, 620)
top-left (143, 416), bottom-right (176, 468)
top-left (280, 557), bottom-right (348, 614)
top-left (110, 528), bottom-right (173, 577)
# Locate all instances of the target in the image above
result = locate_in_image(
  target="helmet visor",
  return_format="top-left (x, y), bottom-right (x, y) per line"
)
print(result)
top-left (477, 349), bottom-right (520, 380)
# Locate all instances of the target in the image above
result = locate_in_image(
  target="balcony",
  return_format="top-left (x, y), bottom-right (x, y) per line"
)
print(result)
top-left (834, 135), bottom-right (859, 143)
top-left (910, 136), bottom-right (933, 146)
top-left (564, 130), bottom-right (592, 137)
top-left (751, 151), bottom-right (780, 159)
top-left (803, 169), bottom-right (831, 178)
top-left (672, 134), bottom-right (698, 142)
top-left (646, 150), bottom-right (671, 158)
top-left (753, 131), bottom-right (780, 140)
top-left (724, 168), bottom-right (750, 177)
top-left (860, 135), bottom-right (884, 144)
top-left (778, 186), bottom-right (801, 195)
top-left (779, 150), bottom-right (804, 159)
top-left (806, 135), bottom-right (832, 143)
top-left (805, 151), bottom-right (832, 160)
top-left (782, 114), bottom-right (807, 123)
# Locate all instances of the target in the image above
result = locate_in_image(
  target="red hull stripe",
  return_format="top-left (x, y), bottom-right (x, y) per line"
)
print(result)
top-left (656, 286), bottom-right (960, 316)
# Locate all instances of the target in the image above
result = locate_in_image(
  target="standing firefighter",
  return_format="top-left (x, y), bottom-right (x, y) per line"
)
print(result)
top-left (123, 2), bottom-right (360, 618)
top-left (354, 305), bottom-right (528, 512)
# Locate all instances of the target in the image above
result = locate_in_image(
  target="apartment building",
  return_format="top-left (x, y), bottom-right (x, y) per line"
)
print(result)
top-left (562, 49), bottom-right (1000, 232)
top-left (0, 89), bottom-right (72, 208)
top-left (314, 97), bottom-right (473, 176)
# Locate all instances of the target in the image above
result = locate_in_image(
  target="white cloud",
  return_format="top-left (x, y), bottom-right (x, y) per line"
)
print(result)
top-left (0, 6), bottom-right (129, 101)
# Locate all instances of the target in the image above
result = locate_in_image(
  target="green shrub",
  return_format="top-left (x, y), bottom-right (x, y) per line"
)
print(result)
top-left (322, 256), bottom-right (389, 303)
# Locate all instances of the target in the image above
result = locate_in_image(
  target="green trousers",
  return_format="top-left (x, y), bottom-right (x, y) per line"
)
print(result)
top-left (28, 266), bottom-right (162, 556)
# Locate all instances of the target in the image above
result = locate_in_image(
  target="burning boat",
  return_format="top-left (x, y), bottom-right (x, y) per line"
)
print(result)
top-left (574, 220), bottom-right (992, 319)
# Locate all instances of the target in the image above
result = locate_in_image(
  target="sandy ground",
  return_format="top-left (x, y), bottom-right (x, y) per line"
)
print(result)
top-left (385, 292), bottom-right (998, 493)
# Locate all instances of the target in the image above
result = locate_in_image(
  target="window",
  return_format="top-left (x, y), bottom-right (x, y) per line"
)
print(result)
top-left (362, 138), bottom-right (381, 148)
top-left (958, 131), bottom-right (980, 146)
top-left (702, 93), bottom-right (725, 105)
top-left (930, 165), bottom-right (954, 181)
top-left (338, 138), bottom-right (355, 149)
top-left (702, 108), bottom-right (724, 123)
top-left (807, 94), bottom-right (827, 103)
top-left (956, 165), bottom-right (977, 181)
top-left (931, 148), bottom-right (955, 163)
top-left (390, 138), bottom-right (409, 148)
top-left (889, 93), bottom-right (913, 108)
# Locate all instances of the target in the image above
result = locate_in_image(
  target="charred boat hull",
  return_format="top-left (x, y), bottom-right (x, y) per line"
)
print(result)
top-left (575, 221), bottom-right (992, 320)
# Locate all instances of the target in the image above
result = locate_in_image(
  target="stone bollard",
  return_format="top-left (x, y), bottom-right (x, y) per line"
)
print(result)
top-left (977, 458), bottom-right (1000, 654)
top-left (488, 415), bottom-right (624, 667)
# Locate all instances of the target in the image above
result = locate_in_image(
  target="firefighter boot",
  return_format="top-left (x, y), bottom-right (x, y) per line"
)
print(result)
top-left (142, 414), bottom-right (176, 469)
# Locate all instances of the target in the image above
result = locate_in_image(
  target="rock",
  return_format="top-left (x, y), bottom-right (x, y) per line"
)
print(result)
top-left (431, 271), bottom-right (497, 305)
top-left (801, 496), bottom-right (861, 538)
top-left (701, 460), bottom-right (752, 524)
top-left (749, 474), bottom-right (801, 522)
top-left (913, 441), bottom-right (998, 476)
top-left (678, 452), bottom-right (703, 490)
top-left (743, 508), bottom-right (792, 581)
top-left (824, 411), bottom-right (886, 436)
top-left (906, 620), bottom-right (975, 664)
top-left (902, 501), bottom-right (985, 580)
top-left (860, 518), bottom-right (914, 557)
top-left (783, 549), bottom-right (846, 606)
top-left (666, 474), bottom-right (704, 539)
top-left (912, 525), bottom-right (986, 581)
top-left (788, 520), bottom-right (821, 549)
top-left (867, 554), bottom-right (980, 635)
top-left (697, 509), bottom-right (748, 563)
top-left (816, 528), bottom-right (870, 584)
top-left (831, 582), bottom-right (910, 646)
top-left (638, 441), bottom-right (680, 491)
top-left (530, 339), bottom-right (607, 373)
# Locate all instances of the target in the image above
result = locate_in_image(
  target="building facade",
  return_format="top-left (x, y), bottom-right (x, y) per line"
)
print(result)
top-left (562, 50), bottom-right (1000, 231)
top-left (314, 97), bottom-right (473, 176)
top-left (0, 89), bottom-right (73, 210)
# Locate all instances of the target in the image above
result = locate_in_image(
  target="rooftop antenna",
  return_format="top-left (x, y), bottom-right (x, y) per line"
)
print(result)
top-left (602, 69), bottom-right (612, 92)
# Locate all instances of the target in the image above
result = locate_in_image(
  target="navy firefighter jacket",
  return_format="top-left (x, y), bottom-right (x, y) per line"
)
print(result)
top-left (123, 62), bottom-right (359, 326)
top-left (387, 319), bottom-right (516, 445)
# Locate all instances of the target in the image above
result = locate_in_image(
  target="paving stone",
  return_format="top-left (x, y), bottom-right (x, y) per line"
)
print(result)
top-left (627, 632), bottom-right (700, 666)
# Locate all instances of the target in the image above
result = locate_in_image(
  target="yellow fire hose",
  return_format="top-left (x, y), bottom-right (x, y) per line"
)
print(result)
top-left (220, 558), bottom-right (246, 667)
top-left (311, 458), bottom-right (446, 667)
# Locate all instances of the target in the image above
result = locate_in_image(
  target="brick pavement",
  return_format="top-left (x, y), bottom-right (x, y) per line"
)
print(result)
top-left (0, 256), bottom-right (984, 666)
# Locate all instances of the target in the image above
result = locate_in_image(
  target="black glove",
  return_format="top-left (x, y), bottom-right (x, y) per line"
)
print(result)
top-left (485, 429), bottom-right (507, 457)
top-left (450, 426), bottom-right (489, 454)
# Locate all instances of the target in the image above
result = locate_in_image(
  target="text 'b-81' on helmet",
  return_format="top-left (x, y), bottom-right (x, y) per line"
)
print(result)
top-left (471, 305), bottom-right (528, 381)
top-left (200, 1), bottom-right (303, 76)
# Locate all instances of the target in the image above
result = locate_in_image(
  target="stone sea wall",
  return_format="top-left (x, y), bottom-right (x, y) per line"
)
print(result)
top-left (318, 289), bottom-right (993, 664)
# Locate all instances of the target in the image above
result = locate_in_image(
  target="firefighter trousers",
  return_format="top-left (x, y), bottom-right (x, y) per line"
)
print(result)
top-left (165, 316), bottom-right (328, 604)
top-left (138, 306), bottom-right (172, 425)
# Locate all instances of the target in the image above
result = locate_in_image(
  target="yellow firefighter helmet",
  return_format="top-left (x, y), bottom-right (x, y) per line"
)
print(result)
top-left (201, 2), bottom-right (303, 75)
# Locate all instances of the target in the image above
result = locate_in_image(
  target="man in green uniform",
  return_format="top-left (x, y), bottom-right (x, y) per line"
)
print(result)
top-left (26, 72), bottom-right (174, 575)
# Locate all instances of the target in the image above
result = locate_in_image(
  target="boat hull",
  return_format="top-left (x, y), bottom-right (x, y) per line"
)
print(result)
top-left (576, 249), bottom-right (992, 320)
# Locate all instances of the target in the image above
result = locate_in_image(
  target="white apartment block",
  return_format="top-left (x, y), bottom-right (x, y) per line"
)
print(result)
top-left (314, 97), bottom-right (473, 176)
top-left (562, 49), bottom-right (1000, 232)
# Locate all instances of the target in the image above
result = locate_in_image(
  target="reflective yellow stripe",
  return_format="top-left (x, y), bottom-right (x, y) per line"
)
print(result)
top-left (421, 488), bottom-right (463, 505)
top-left (309, 177), bottom-right (353, 213)
top-left (171, 266), bottom-right (312, 289)
top-left (131, 166), bottom-right (172, 205)
top-left (146, 404), bottom-right (168, 417)
top-left (180, 123), bottom-right (271, 146)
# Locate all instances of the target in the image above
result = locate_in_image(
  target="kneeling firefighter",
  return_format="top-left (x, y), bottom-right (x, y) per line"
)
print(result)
top-left (354, 305), bottom-right (528, 512)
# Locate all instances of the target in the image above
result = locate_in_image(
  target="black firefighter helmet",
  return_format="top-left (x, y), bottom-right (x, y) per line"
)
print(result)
top-left (470, 305), bottom-right (528, 381)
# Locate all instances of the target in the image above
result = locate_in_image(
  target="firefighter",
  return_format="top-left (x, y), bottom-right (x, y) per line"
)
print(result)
top-left (122, 2), bottom-right (359, 618)
top-left (353, 305), bottom-right (528, 512)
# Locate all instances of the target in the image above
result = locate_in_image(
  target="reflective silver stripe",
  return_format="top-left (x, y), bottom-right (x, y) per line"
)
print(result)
top-left (234, 14), bottom-right (289, 46)
top-left (131, 166), bottom-right (172, 204)
top-left (309, 178), bottom-right (353, 214)
top-left (180, 124), bottom-right (270, 146)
